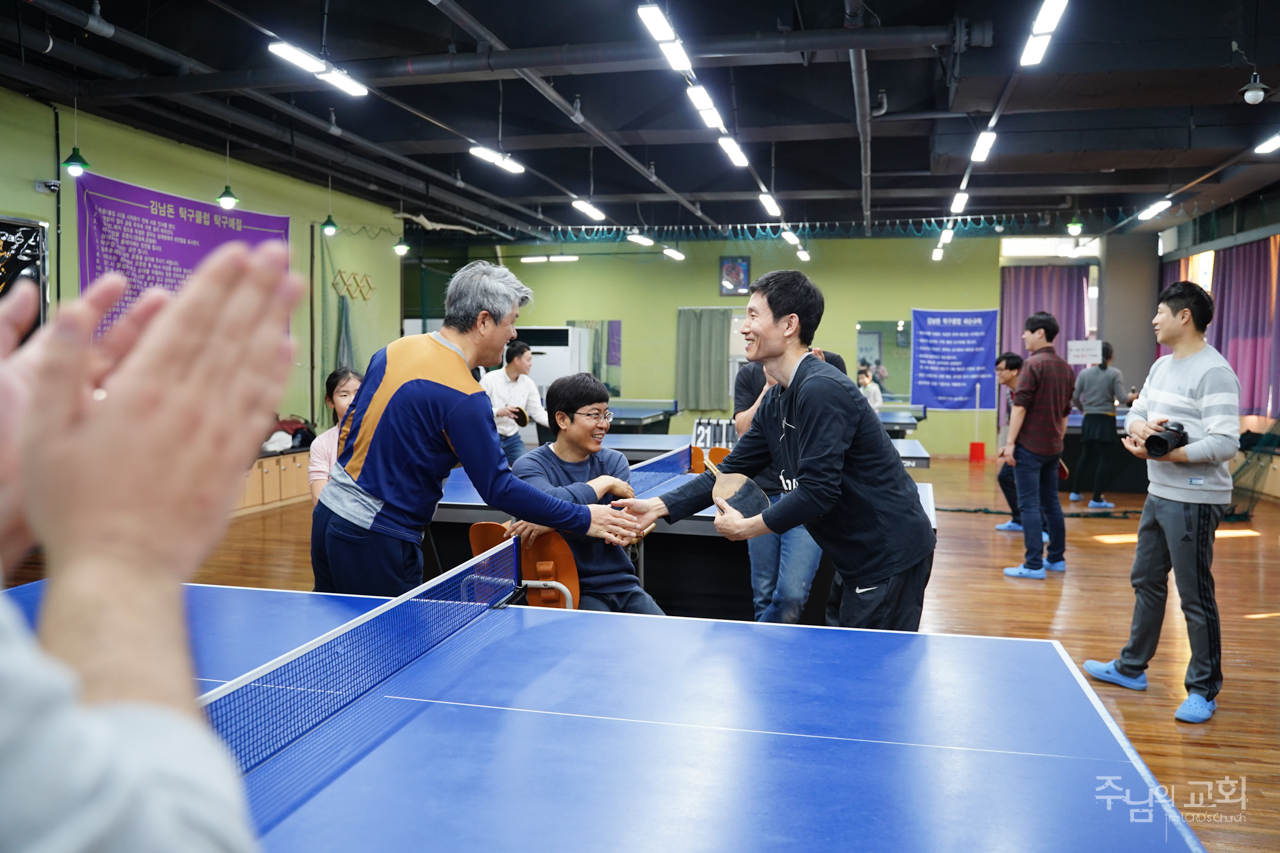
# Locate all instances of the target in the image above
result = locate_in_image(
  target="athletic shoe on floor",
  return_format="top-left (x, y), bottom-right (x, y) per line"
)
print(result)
top-left (1069, 492), bottom-right (1083, 501)
top-left (995, 520), bottom-right (1023, 532)
top-left (1088, 499), bottom-right (1115, 509)
top-left (1003, 564), bottom-right (1047, 579)
top-left (1083, 659), bottom-right (1147, 691)
top-left (1174, 694), bottom-right (1217, 723)
top-left (1045, 559), bottom-right (1066, 572)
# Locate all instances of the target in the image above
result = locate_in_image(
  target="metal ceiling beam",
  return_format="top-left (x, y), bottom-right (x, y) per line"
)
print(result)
top-left (0, 14), bottom-right (549, 239)
top-left (17, 0), bottom-right (557, 231)
top-left (500, 185), bottom-right (1182, 205)
top-left (424, 0), bottom-right (721, 230)
top-left (83, 25), bottom-right (962, 99)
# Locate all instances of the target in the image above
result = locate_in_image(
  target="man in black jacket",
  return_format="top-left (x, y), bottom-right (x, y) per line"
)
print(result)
top-left (618, 271), bottom-right (936, 631)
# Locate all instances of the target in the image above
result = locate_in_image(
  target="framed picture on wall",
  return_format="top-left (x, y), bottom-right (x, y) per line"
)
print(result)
top-left (719, 256), bottom-right (750, 296)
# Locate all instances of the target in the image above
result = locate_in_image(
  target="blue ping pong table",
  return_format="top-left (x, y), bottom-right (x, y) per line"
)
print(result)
top-left (438, 444), bottom-right (937, 534)
top-left (4, 545), bottom-right (1203, 853)
top-left (603, 434), bottom-right (932, 468)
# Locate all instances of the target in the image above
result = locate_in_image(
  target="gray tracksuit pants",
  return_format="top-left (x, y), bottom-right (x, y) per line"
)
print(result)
top-left (1116, 494), bottom-right (1224, 700)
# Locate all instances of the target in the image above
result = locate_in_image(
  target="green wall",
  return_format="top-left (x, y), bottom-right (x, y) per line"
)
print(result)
top-left (485, 236), bottom-right (1001, 456)
top-left (0, 86), bottom-right (402, 423)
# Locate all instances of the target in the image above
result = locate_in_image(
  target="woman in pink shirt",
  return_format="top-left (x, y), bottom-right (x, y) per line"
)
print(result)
top-left (309, 367), bottom-right (363, 505)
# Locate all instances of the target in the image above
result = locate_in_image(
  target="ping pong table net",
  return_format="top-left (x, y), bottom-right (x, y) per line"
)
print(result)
top-left (199, 539), bottom-right (519, 776)
top-left (628, 445), bottom-right (694, 495)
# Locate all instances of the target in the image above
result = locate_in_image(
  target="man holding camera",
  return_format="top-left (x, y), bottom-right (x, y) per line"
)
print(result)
top-left (1084, 281), bottom-right (1240, 724)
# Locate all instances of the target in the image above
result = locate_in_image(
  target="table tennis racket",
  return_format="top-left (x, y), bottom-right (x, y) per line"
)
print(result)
top-left (512, 407), bottom-right (529, 427)
top-left (1058, 459), bottom-right (1070, 480)
top-left (705, 461), bottom-right (772, 518)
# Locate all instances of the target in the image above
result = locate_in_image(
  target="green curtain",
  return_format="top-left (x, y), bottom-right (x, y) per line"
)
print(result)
top-left (335, 295), bottom-right (354, 370)
top-left (675, 308), bottom-right (732, 410)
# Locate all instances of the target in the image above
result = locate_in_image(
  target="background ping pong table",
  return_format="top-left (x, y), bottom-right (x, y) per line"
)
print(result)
top-left (430, 444), bottom-right (936, 622)
top-left (3, 548), bottom-right (1204, 853)
top-left (603, 434), bottom-right (931, 468)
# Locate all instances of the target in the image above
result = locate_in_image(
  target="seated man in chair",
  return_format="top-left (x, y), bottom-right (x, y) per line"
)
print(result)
top-left (508, 373), bottom-right (664, 615)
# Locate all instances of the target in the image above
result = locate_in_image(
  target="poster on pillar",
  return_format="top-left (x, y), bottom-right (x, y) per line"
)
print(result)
top-left (910, 308), bottom-right (999, 409)
top-left (77, 172), bottom-right (289, 331)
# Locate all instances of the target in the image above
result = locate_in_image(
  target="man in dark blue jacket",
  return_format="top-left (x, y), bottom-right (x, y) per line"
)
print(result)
top-left (509, 373), bottom-right (663, 615)
top-left (618, 271), bottom-right (935, 631)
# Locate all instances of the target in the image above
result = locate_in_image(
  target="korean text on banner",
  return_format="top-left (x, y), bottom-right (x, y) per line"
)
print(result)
top-left (77, 172), bottom-right (289, 330)
top-left (910, 308), bottom-right (999, 409)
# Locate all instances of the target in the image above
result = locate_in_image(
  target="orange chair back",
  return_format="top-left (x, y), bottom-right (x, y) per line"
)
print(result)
top-left (708, 446), bottom-right (731, 466)
top-left (690, 445), bottom-right (705, 474)
top-left (468, 522), bottom-right (581, 609)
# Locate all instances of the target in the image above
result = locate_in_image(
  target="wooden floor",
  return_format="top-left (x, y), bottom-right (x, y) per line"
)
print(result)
top-left (7, 458), bottom-right (1278, 851)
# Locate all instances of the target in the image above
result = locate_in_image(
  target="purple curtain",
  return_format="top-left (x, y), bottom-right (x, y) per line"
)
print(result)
top-left (998, 266), bottom-right (1089, 427)
top-left (1206, 236), bottom-right (1279, 417)
top-left (1162, 258), bottom-right (1188, 289)
top-left (1000, 266), bottom-right (1088, 354)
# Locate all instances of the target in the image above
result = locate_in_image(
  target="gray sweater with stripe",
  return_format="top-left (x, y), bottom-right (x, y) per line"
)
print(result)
top-left (1125, 344), bottom-right (1240, 505)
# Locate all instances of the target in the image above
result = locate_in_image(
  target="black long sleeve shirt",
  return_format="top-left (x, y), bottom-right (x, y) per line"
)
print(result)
top-left (663, 355), bottom-right (936, 585)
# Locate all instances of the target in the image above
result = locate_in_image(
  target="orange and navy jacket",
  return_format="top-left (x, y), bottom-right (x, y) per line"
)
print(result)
top-left (318, 333), bottom-right (590, 542)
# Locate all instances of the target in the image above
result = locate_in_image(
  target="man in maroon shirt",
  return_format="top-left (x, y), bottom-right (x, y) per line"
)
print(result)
top-left (999, 312), bottom-right (1075, 579)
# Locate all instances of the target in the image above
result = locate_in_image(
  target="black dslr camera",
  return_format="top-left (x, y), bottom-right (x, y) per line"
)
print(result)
top-left (1145, 422), bottom-right (1188, 458)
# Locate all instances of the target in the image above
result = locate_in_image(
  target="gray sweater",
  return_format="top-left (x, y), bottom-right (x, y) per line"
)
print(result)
top-left (0, 594), bottom-right (256, 853)
top-left (1125, 345), bottom-right (1240, 504)
top-left (1073, 364), bottom-right (1126, 415)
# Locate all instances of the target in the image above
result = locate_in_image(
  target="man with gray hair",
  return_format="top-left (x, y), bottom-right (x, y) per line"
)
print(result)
top-left (314, 261), bottom-right (640, 596)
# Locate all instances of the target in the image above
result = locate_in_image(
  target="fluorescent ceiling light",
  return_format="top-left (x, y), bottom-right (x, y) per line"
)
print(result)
top-left (950, 192), bottom-right (969, 213)
top-left (663, 247), bottom-right (685, 260)
top-left (1020, 34), bottom-right (1051, 66)
top-left (932, 248), bottom-right (944, 261)
top-left (268, 42), bottom-right (326, 73)
top-left (549, 255), bottom-right (579, 262)
top-left (520, 255), bottom-right (548, 263)
top-left (971, 131), bottom-right (997, 162)
top-left (686, 86), bottom-right (714, 111)
top-left (1255, 134), bottom-right (1280, 154)
top-left (718, 137), bottom-right (749, 167)
top-left (759, 194), bottom-right (782, 217)
top-left (470, 146), bottom-right (524, 173)
top-left (1032, 0), bottom-right (1069, 35)
top-left (626, 233), bottom-right (655, 246)
top-left (1138, 199), bottom-right (1172, 221)
top-left (796, 249), bottom-right (811, 262)
top-left (781, 230), bottom-right (800, 245)
top-left (317, 69), bottom-right (368, 97)
top-left (637, 5), bottom-right (676, 41)
top-left (940, 228), bottom-right (954, 243)
top-left (659, 41), bottom-right (692, 71)
top-left (698, 108), bottom-right (724, 129)
top-left (572, 199), bottom-right (607, 221)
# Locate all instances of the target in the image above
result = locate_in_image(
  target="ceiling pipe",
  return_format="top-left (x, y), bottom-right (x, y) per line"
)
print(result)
top-left (18, 0), bottom-right (556, 230)
top-left (0, 16), bottom-right (546, 239)
top-left (502, 186), bottom-right (1165, 205)
top-left (424, 0), bottom-right (722, 230)
top-left (846, 0), bottom-right (874, 232)
top-left (83, 25), bottom-right (964, 99)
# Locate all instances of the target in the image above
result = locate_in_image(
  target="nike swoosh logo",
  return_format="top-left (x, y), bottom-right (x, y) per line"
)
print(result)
top-left (855, 586), bottom-right (878, 594)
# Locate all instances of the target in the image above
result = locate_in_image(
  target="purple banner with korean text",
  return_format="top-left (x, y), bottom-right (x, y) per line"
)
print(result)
top-left (77, 172), bottom-right (288, 329)
top-left (910, 308), bottom-right (999, 409)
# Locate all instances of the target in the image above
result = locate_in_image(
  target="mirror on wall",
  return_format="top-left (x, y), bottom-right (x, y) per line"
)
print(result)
top-left (855, 320), bottom-right (911, 401)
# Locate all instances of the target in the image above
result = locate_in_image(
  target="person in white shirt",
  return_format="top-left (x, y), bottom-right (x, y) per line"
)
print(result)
top-left (857, 368), bottom-right (882, 412)
top-left (479, 340), bottom-right (549, 465)
top-left (0, 240), bottom-right (300, 852)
